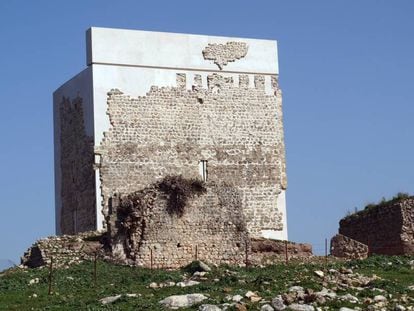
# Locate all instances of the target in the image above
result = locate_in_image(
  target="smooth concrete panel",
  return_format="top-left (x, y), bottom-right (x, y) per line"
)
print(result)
top-left (87, 27), bottom-right (278, 74)
top-left (53, 68), bottom-right (94, 234)
top-left (261, 190), bottom-right (288, 240)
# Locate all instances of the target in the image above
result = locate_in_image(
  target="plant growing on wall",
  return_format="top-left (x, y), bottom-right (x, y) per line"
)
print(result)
top-left (158, 175), bottom-right (207, 217)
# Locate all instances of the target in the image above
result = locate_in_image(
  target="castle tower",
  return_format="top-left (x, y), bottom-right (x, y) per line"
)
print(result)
top-left (53, 27), bottom-right (288, 240)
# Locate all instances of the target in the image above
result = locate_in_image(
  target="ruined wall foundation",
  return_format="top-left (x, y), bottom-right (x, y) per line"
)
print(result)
top-left (331, 197), bottom-right (414, 257)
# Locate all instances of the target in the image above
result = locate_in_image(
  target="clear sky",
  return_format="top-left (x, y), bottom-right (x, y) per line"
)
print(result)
top-left (1, 1), bottom-right (413, 263)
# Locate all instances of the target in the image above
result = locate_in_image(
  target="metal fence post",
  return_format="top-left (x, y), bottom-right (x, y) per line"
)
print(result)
top-left (48, 256), bottom-right (53, 295)
top-left (285, 240), bottom-right (288, 265)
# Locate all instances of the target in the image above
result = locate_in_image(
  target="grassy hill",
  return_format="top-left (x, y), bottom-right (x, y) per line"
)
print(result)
top-left (0, 256), bottom-right (413, 310)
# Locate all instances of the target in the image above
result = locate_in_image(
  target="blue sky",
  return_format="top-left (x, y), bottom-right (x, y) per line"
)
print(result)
top-left (1, 1), bottom-right (413, 262)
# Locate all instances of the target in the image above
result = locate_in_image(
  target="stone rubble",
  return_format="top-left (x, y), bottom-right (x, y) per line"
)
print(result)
top-left (159, 293), bottom-right (208, 309)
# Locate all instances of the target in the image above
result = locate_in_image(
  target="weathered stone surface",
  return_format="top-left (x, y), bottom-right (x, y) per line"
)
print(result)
top-left (159, 293), bottom-right (208, 309)
top-left (330, 234), bottom-right (368, 259)
top-left (250, 239), bottom-right (312, 264)
top-left (98, 72), bottom-right (287, 268)
top-left (21, 231), bottom-right (102, 268)
top-left (176, 280), bottom-right (200, 287)
top-left (271, 295), bottom-right (286, 310)
top-left (333, 197), bottom-right (414, 256)
top-left (288, 303), bottom-right (315, 311)
top-left (199, 305), bottom-right (222, 311)
top-left (261, 304), bottom-right (275, 311)
top-left (202, 42), bottom-right (248, 69)
top-left (59, 96), bottom-right (96, 234)
top-left (99, 294), bottom-right (122, 304)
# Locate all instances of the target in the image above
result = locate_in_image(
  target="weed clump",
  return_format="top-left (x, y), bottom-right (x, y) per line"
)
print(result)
top-left (158, 175), bottom-right (207, 217)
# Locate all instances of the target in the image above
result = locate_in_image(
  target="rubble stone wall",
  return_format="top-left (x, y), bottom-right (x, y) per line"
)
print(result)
top-left (250, 238), bottom-right (312, 265)
top-left (330, 234), bottom-right (368, 259)
top-left (21, 232), bottom-right (102, 268)
top-left (95, 72), bottom-right (287, 267)
top-left (338, 198), bottom-right (414, 255)
top-left (59, 97), bottom-right (96, 234)
top-left (108, 181), bottom-right (249, 268)
top-left (98, 73), bottom-right (286, 238)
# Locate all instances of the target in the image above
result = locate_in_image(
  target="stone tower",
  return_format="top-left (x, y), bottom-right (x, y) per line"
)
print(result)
top-left (53, 27), bottom-right (288, 241)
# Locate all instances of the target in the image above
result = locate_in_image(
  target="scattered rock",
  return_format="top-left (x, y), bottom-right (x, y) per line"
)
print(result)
top-left (28, 278), bottom-right (39, 285)
top-left (289, 286), bottom-right (305, 293)
top-left (198, 261), bottom-right (212, 272)
top-left (232, 294), bottom-right (243, 302)
top-left (99, 294), bottom-right (122, 304)
top-left (176, 280), bottom-right (200, 287)
top-left (340, 267), bottom-right (353, 274)
top-left (288, 303), bottom-right (315, 311)
top-left (315, 288), bottom-right (337, 299)
top-left (261, 304), bottom-right (275, 311)
top-left (159, 293), bottom-right (208, 309)
top-left (395, 305), bottom-right (407, 311)
top-left (339, 308), bottom-right (356, 311)
top-left (199, 304), bottom-right (222, 311)
top-left (245, 290), bottom-right (261, 302)
top-left (193, 271), bottom-right (208, 277)
top-left (373, 295), bottom-right (387, 302)
top-left (235, 304), bottom-right (247, 311)
top-left (340, 293), bottom-right (359, 303)
top-left (149, 282), bottom-right (158, 289)
top-left (271, 295), bottom-right (286, 310)
top-left (314, 270), bottom-right (324, 278)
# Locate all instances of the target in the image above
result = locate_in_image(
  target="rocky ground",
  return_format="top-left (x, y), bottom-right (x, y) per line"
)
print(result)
top-left (0, 255), bottom-right (413, 310)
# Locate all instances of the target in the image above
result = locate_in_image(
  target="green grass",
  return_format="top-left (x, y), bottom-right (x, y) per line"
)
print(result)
top-left (0, 255), bottom-right (413, 310)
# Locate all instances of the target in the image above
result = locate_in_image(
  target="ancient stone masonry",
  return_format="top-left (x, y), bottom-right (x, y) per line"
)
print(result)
top-left (59, 97), bottom-right (96, 234)
top-left (330, 234), bottom-right (368, 260)
top-left (94, 72), bottom-right (287, 267)
top-left (53, 28), bottom-right (288, 266)
top-left (106, 177), bottom-right (249, 268)
top-left (331, 197), bottom-right (414, 257)
top-left (21, 231), bottom-right (103, 268)
top-left (250, 238), bottom-right (312, 265)
top-left (202, 42), bottom-right (248, 70)
top-left (98, 73), bottom-right (285, 235)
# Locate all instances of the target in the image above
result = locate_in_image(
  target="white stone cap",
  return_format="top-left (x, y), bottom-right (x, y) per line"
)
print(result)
top-left (86, 27), bottom-right (278, 74)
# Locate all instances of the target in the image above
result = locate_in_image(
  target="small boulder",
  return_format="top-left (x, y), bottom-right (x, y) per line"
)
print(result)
top-left (261, 304), bottom-right (275, 311)
top-left (99, 294), bottom-right (122, 304)
top-left (314, 270), bottom-right (324, 278)
top-left (271, 295), bottom-right (286, 310)
top-left (199, 304), bottom-right (222, 311)
top-left (232, 294), bottom-right (243, 302)
top-left (340, 293), bottom-right (359, 303)
top-left (149, 282), bottom-right (158, 289)
top-left (176, 280), bottom-right (200, 287)
top-left (160, 293), bottom-right (208, 309)
top-left (288, 303), bottom-right (315, 311)
top-left (373, 295), bottom-right (387, 302)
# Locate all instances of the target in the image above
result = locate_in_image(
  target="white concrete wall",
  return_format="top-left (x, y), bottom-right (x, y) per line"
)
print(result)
top-left (261, 190), bottom-right (288, 240)
top-left (87, 27), bottom-right (278, 74)
top-left (53, 68), bottom-right (94, 234)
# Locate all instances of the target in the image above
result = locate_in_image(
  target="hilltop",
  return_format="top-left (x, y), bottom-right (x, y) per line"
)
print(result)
top-left (1, 255), bottom-right (413, 310)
